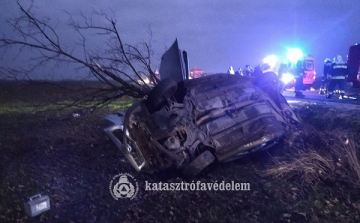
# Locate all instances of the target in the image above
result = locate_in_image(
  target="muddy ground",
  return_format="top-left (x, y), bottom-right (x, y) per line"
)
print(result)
top-left (1, 81), bottom-right (360, 223)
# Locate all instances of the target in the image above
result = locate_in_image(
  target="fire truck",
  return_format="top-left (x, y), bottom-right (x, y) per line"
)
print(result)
top-left (347, 43), bottom-right (360, 87)
top-left (189, 67), bottom-right (206, 79)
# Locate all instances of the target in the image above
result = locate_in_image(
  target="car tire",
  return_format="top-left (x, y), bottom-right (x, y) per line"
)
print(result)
top-left (182, 150), bottom-right (215, 178)
top-left (146, 77), bottom-right (177, 113)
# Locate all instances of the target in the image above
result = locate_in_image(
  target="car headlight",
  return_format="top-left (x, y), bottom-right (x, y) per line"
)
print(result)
top-left (281, 72), bottom-right (294, 84)
top-left (143, 77), bottom-right (150, 84)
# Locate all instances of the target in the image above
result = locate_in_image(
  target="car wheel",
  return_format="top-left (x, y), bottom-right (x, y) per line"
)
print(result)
top-left (182, 150), bottom-right (215, 178)
top-left (146, 77), bottom-right (177, 113)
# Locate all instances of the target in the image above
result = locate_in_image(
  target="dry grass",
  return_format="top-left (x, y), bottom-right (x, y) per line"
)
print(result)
top-left (334, 136), bottom-right (360, 187)
top-left (263, 150), bottom-right (335, 185)
top-left (263, 125), bottom-right (360, 187)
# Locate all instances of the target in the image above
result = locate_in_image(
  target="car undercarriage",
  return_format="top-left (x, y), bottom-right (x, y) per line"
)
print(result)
top-left (105, 74), bottom-right (300, 177)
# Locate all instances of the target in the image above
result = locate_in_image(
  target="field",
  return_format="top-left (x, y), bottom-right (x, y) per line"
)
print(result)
top-left (1, 81), bottom-right (360, 223)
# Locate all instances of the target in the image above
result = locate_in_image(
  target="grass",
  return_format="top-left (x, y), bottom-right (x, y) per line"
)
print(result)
top-left (1, 81), bottom-right (360, 222)
top-left (263, 127), bottom-right (360, 187)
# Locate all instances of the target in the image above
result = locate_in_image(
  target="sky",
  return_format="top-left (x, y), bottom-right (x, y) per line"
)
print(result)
top-left (0, 0), bottom-right (359, 79)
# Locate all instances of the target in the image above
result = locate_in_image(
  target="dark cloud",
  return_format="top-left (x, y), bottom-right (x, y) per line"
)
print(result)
top-left (1, 0), bottom-right (359, 78)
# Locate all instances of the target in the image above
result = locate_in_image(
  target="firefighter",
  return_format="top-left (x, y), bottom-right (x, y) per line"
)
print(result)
top-left (244, 65), bottom-right (253, 77)
top-left (278, 63), bottom-right (288, 80)
top-left (319, 58), bottom-right (332, 94)
top-left (294, 59), bottom-right (305, 97)
top-left (235, 68), bottom-right (243, 76)
top-left (252, 64), bottom-right (263, 79)
top-left (326, 55), bottom-right (348, 99)
top-left (255, 63), bottom-right (282, 108)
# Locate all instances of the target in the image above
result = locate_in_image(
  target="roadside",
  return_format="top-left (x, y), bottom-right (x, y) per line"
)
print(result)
top-left (1, 81), bottom-right (360, 223)
top-left (282, 83), bottom-right (360, 108)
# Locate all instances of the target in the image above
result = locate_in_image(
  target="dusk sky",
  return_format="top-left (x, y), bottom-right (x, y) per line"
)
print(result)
top-left (0, 0), bottom-right (359, 79)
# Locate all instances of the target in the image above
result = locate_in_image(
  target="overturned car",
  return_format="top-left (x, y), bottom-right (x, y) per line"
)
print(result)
top-left (104, 41), bottom-right (300, 177)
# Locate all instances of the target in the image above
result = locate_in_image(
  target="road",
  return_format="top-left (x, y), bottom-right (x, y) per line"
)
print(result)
top-left (281, 87), bottom-right (360, 109)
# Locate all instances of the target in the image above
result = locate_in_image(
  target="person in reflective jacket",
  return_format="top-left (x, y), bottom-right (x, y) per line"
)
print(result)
top-left (326, 55), bottom-right (348, 99)
top-left (319, 58), bottom-right (332, 94)
top-left (294, 59), bottom-right (305, 97)
top-left (227, 66), bottom-right (235, 75)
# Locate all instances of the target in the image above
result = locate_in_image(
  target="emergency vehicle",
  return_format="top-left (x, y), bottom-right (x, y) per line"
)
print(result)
top-left (301, 56), bottom-right (316, 85)
top-left (347, 44), bottom-right (360, 87)
top-left (189, 67), bottom-right (206, 79)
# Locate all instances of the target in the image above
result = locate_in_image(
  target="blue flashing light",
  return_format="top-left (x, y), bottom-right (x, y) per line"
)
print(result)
top-left (287, 48), bottom-right (303, 63)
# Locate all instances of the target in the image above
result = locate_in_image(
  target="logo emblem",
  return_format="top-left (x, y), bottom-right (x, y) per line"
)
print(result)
top-left (109, 173), bottom-right (138, 200)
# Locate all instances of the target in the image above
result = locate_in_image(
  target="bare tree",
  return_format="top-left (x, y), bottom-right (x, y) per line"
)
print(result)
top-left (0, 2), bottom-right (160, 109)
